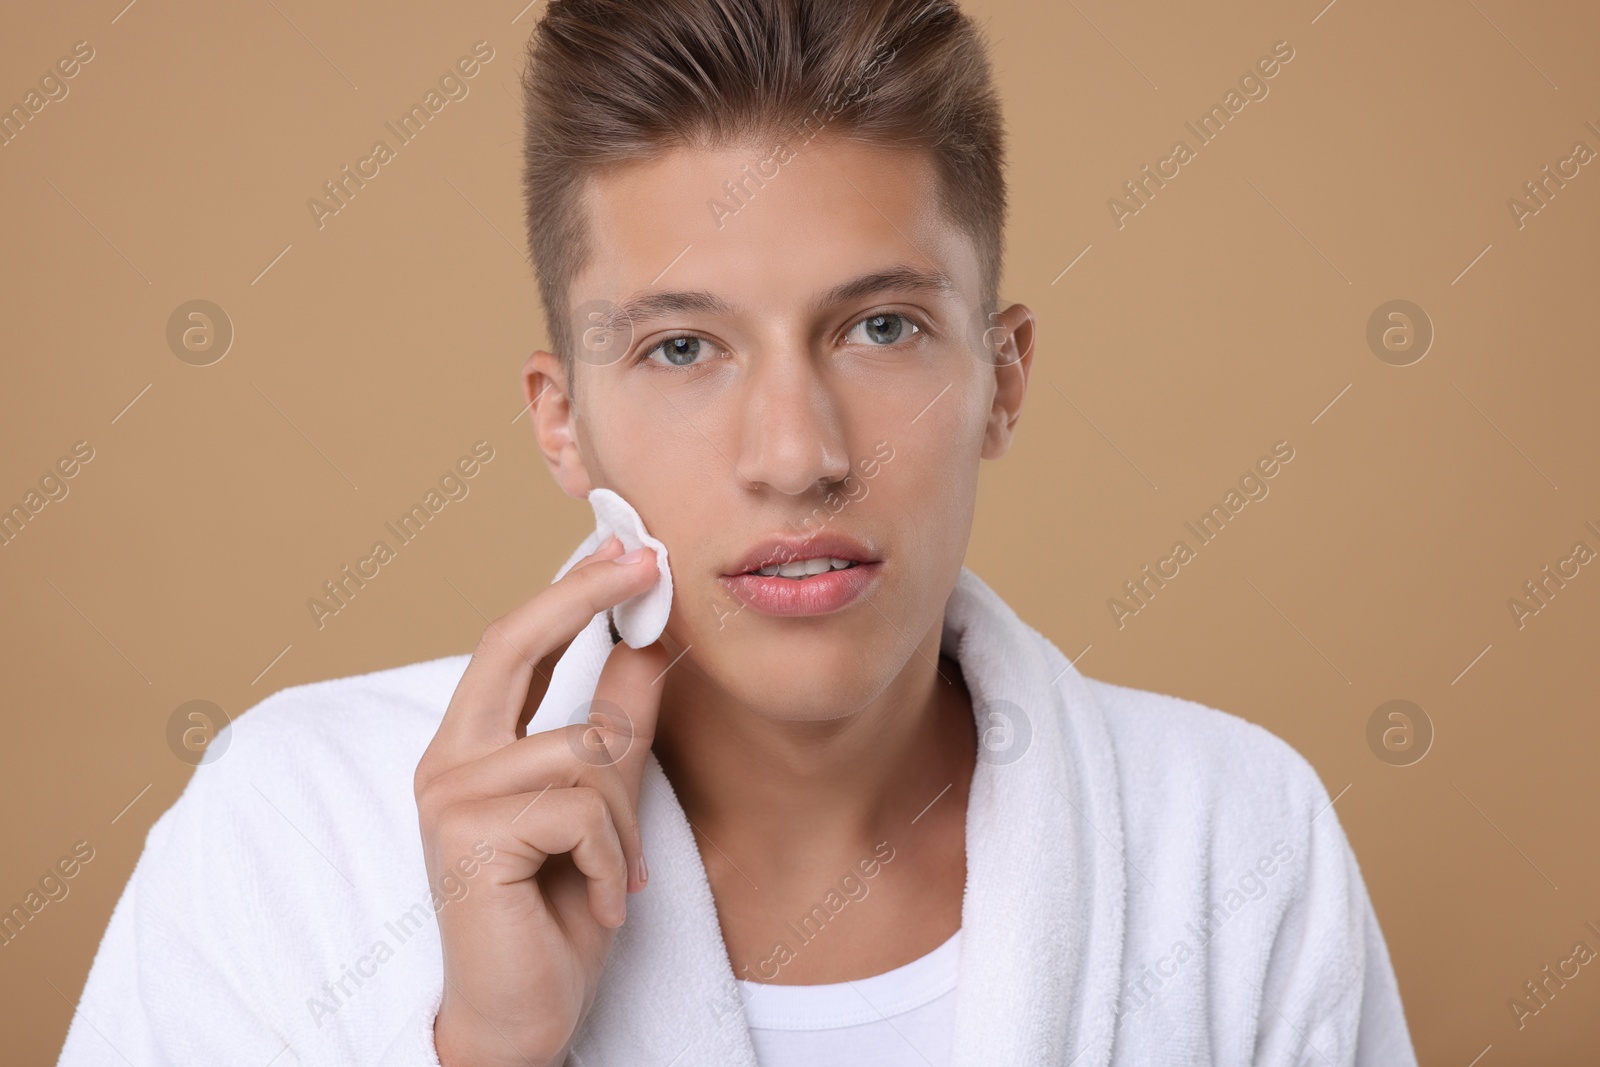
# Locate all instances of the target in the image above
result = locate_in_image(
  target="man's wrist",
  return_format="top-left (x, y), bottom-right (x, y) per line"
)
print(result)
top-left (434, 1006), bottom-right (570, 1067)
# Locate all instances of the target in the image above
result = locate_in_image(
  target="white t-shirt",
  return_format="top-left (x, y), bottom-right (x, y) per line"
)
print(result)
top-left (733, 928), bottom-right (961, 1067)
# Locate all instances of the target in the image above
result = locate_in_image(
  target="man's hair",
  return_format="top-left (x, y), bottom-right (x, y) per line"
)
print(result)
top-left (520, 0), bottom-right (1007, 387)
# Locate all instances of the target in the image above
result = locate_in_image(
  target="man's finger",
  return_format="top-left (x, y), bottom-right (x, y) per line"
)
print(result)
top-left (590, 639), bottom-right (674, 812)
top-left (435, 541), bottom-right (657, 755)
top-left (517, 637), bottom-right (573, 738)
top-left (430, 723), bottom-right (646, 892)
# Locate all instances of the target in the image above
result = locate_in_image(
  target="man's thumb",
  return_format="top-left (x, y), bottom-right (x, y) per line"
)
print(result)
top-left (589, 639), bottom-right (672, 803)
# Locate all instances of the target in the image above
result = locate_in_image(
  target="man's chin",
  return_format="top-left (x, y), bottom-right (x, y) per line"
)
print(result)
top-left (679, 629), bottom-right (899, 720)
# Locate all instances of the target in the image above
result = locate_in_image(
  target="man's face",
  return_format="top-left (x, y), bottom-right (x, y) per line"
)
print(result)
top-left (530, 135), bottom-right (1032, 721)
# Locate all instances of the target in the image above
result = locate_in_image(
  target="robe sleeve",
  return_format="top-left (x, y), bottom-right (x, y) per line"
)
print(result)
top-left (55, 757), bottom-right (445, 1067)
top-left (1249, 774), bottom-right (1418, 1067)
top-left (55, 771), bottom-right (298, 1066)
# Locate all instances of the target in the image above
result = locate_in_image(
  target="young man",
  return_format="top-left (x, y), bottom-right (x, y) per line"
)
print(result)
top-left (59, 1), bottom-right (1417, 1065)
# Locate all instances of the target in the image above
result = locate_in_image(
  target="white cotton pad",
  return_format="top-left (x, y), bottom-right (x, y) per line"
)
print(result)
top-left (586, 487), bottom-right (673, 648)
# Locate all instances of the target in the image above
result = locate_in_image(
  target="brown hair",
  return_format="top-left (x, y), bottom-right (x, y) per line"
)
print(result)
top-left (520, 0), bottom-right (1007, 387)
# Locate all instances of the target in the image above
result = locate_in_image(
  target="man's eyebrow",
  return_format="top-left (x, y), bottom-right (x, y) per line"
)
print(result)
top-left (603, 289), bottom-right (734, 333)
top-left (598, 265), bottom-right (954, 334)
top-left (810, 265), bottom-right (956, 310)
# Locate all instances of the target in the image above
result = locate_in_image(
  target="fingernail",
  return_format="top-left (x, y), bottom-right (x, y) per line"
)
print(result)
top-left (616, 547), bottom-right (645, 565)
top-left (636, 853), bottom-right (649, 886)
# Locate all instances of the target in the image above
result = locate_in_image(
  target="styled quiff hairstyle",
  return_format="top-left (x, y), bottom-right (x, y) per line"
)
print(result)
top-left (520, 0), bottom-right (1007, 383)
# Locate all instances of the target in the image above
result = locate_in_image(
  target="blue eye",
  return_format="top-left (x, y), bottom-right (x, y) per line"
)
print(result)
top-left (848, 313), bottom-right (921, 346)
top-left (643, 335), bottom-right (707, 368)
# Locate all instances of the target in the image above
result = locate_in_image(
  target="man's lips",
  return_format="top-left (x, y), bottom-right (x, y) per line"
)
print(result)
top-left (723, 530), bottom-right (879, 577)
top-left (718, 560), bottom-right (883, 617)
top-left (716, 529), bottom-right (883, 618)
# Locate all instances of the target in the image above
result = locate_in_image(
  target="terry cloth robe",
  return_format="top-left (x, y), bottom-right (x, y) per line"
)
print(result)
top-left (58, 529), bottom-right (1419, 1067)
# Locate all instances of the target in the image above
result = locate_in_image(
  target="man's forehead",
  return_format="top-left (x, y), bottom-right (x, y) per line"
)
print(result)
top-left (586, 135), bottom-right (939, 211)
top-left (573, 137), bottom-right (975, 314)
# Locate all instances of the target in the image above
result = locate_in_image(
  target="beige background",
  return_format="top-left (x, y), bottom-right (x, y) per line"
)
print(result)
top-left (3, 0), bottom-right (1597, 1062)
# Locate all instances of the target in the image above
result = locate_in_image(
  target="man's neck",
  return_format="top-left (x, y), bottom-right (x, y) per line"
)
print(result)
top-left (651, 618), bottom-right (976, 864)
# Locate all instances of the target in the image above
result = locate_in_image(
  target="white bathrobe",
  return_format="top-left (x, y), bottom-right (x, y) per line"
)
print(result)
top-left (58, 530), bottom-right (1418, 1066)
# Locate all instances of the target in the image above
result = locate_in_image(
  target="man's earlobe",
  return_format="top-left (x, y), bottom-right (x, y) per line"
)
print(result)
top-left (524, 349), bottom-right (593, 497)
top-left (981, 304), bottom-right (1035, 460)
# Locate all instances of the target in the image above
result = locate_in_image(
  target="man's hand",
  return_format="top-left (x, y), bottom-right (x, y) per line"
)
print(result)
top-left (415, 535), bottom-right (669, 1067)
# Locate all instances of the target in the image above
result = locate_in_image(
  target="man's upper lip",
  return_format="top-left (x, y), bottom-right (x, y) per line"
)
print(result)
top-left (726, 531), bottom-right (879, 575)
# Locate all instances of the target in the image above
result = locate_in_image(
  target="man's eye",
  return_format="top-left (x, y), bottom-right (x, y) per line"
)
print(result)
top-left (643, 335), bottom-right (708, 368)
top-left (847, 313), bottom-right (921, 346)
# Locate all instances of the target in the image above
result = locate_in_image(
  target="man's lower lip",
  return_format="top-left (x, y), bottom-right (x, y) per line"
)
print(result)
top-left (718, 562), bottom-right (883, 617)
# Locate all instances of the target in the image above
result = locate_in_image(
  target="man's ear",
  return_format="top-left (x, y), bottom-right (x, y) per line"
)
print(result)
top-left (981, 303), bottom-right (1036, 460)
top-left (524, 349), bottom-right (593, 498)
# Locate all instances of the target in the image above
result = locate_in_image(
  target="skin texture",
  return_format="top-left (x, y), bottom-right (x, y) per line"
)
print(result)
top-left (525, 133), bottom-right (1036, 985)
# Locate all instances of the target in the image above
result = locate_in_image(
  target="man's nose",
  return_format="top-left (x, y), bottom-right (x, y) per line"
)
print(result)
top-left (731, 348), bottom-right (852, 496)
